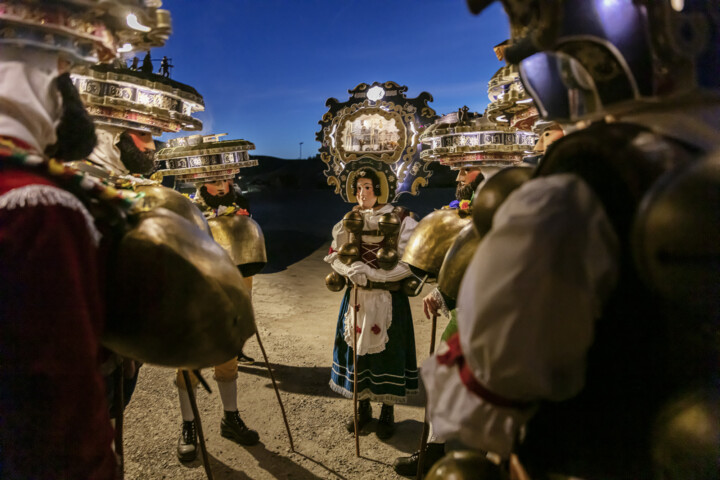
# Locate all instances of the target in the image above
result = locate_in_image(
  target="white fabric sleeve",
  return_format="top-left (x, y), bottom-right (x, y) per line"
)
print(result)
top-left (423, 174), bottom-right (620, 457)
top-left (365, 214), bottom-right (418, 283)
top-left (324, 220), bottom-right (350, 264)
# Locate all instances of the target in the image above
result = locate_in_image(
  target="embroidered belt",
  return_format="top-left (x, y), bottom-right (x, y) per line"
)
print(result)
top-left (438, 333), bottom-right (535, 410)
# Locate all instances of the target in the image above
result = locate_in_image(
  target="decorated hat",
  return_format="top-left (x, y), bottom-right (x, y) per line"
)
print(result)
top-left (317, 81), bottom-right (438, 203)
top-left (154, 133), bottom-right (257, 185)
top-left (71, 63), bottom-right (204, 135)
top-left (419, 107), bottom-right (535, 170)
top-left (0, 0), bottom-right (171, 64)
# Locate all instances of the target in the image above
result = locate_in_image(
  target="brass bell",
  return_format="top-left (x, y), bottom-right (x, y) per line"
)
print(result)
top-left (378, 212), bottom-right (401, 235)
top-left (342, 210), bottom-right (364, 234)
top-left (207, 215), bottom-right (267, 277)
top-left (438, 224), bottom-right (482, 301)
top-left (134, 185), bottom-right (211, 237)
top-left (325, 271), bottom-right (347, 292)
top-left (425, 451), bottom-right (508, 480)
top-left (472, 166), bottom-right (532, 236)
top-left (337, 242), bottom-right (360, 265)
top-left (401, 276), bottom-right (421, 297)
top-left (376, 247), bottom-right (399, 270)
top-left (402, 209), bottom-right (472, 276)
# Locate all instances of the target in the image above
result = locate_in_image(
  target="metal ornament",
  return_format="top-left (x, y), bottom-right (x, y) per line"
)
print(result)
top-left (437, 224), bottom-right (482, 302)
top-left (325, 271), bottom-right (347, 292)
top-left (207, 215), bottom-right (267, 277)
top-left (472, 165), bottom-right (533, 236)
top-left (376, 247), bottom-right (399, 271)
top-left (378, 212), bottom-right (401, 235)
top-left (401, 276), bottom-right (422, 297)
top-left (337, 242), bottom-right (361, 266)
top-left (105, 208), bottom-right (256, 369)
top-left (425, 450), bottom-right (508, 480)
top-left (317, 81), bottom-right (438, 202)
top-left (342, 210), bottom-right (364, 234)
top-left (402, 209), bottom-right (473, 277)
top-left (134, 184), bottom-right (211, 236)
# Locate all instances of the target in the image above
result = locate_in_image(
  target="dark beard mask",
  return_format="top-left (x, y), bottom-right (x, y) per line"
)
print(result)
top-left (45, 73), bottom-right (97, 161)
top-left (456, 182), bottom-right (474, 201)
top-left (200, 184), bottom-right (237, 209)
top-left (117, 131), bottom-right (156, 175)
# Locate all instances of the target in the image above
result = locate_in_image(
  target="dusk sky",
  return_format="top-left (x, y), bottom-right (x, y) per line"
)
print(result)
top-left (150, 1), bottom-right (510, 159)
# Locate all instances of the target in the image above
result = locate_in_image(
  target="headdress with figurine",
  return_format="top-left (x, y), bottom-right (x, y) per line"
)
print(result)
top-left (317, 81), bottom-right (438, 204)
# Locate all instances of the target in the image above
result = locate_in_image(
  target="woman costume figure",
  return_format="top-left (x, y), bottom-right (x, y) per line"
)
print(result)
top-left (326, 167), bottom-right (419, 439)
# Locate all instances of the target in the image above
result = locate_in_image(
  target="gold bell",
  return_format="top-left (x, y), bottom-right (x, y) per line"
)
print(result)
top-left (337, 242), bottom-right (360, 265)
top-left (401, 276), bottom-right (421, 297)
top-left (402, 209), bottom-right (472, 276)
top-left (425, 451), bottom-right (508, 480)
top-left (472, 166), bottom-right (532, 236)
top-left (342, 210), bottom-right (364, 234)
top-left (437, 224), bottom-right (482, 301)
top-left (378, 212), bottom-right (401, 235)
top-left (325, 271), bottom-right (347, 292)
top-left (376, 247), bottom-right (399, 270)
top-left (134, 185), bottom-right (211, 237)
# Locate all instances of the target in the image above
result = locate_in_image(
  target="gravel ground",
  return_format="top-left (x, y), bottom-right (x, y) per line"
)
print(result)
top-left (122, 189), bottom-right (451, 479)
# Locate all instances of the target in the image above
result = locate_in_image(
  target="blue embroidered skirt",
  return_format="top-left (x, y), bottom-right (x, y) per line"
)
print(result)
top-left (330, 287), bottom-right (419, 403)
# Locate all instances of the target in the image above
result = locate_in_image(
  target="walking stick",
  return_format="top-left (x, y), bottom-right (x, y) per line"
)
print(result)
top-left (181, 370), bottom-right (214, 480)
top-left (416, 313), bottom-right (438, 479)
top-left (113, 365), bottom-right (124, 476)
top-left (255, 330), bottom-right (295, 451)
top-left (352, 285), bottom-right (360, 457)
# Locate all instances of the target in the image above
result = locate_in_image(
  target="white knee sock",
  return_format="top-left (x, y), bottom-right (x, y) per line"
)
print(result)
top-left (178, 387), bottom-right (195, 421)
top-left (216, 379), bottom-right (238, 412)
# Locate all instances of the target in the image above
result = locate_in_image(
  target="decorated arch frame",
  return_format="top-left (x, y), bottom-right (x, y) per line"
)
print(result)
top-left (317, 81), bottom-right (437, 203)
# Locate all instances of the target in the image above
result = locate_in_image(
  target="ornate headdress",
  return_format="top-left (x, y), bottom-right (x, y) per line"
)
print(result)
top-left (154, 133), bottom-right (257, 186)
top-left (317, 81), bottom-right (438, 203)
top-left (0, 0), bottom-right (171, 64)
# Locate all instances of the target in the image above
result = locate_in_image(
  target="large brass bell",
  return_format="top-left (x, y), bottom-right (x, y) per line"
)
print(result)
top-left (633, 152), bottom-right (720, 316)
top-left (105, 208), bottom-right (255, 369)
top-left (438, 223), bottom-right (482, 301)
top-left (472, 166), bottom-right (533, 236)
top-left (207, 214), bottom-right (267, 277)
top-left (425, 451), bottom-right (508, 480)
top-left (134, 184), bottom-right (211, 236)
top-left (325, 271), bottom-right (347, 292)
top-left (378, 212), bottom-right (401, 235)
top-left (337, 242), bottom-right (360, 265)
top-left (376, 247), bottom-right (399, 270)
top-left (342, 210), bottom-right (364, 234)
top-left (402, 209), bottom-right (472, 276)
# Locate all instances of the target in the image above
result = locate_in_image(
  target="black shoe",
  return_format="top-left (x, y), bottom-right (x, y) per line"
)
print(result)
top-left (345, 399), bottom-right (372, 433)
top-left (393, 443), bottom-right (446, 476)
top-left (237, 351), bottom-right (255, 364)
top-left (177, 420), bottom-right (197, 462)
top-left (221, 410), bottom-right (259, 446)
top-left (376, 403), bottom-right (395, 440)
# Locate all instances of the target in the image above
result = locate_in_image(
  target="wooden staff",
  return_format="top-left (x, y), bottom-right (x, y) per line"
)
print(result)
top-left (113, 365), bottom-right (124, 476)
top-left (416, 313), bottom-right (438, 479)
top-left (352, 285), bottom-right (360, 457)
top-left (254, 330), bottom-right (295, 451)
top-left (181, 370), bottom-right (214, 480)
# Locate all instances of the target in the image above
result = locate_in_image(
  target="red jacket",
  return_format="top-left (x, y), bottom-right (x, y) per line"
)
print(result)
top-left (0, 166), bottom-right (117, 479)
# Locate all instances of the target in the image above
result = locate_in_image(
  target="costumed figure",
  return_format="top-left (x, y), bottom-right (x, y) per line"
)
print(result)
top-left (159, 55), bottom-right (172, 77)
top-left (326, 167), bottom-right (420, 439)
top-left (154, 133), bottom-right (270, 462)
top-left (397, 88), bottom-right (538, 477)
top-left (423, 1), bottom-right (720, 479)
top-left (0, 1), bottom-right (173, 477)
top-left (317, 81), bottom-right (437, 446)
top-left (69, 58), bottom-right (205, 425)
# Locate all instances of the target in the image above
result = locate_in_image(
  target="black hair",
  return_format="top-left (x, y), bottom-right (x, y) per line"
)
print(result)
top-left (46, 73), bottom-right (97, 161)
top-left (352, 168), bottom-right (381, 196)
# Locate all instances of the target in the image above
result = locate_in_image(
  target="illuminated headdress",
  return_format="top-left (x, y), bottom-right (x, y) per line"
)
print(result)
top-left (317, 81), bottom-right (438, 203)
top-left (154, 133), bottom-right (257, 186)
top-left (0, 0), bottom-right (172, 64)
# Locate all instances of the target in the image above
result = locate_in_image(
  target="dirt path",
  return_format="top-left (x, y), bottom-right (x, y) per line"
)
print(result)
top-left (123, 241), bottom-right (440, 479)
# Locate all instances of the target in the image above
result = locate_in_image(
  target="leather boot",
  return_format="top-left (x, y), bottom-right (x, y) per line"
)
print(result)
top-left (221, 410), bottom-right (259, 446)
top-left (177, 420), bottom-right (197, 462)
top-left (393, 442), bottom-right (446, 476)
top-left (376, 403), bottom-right (395, 440)
top-left (345, 399), bottom-right (372, 433)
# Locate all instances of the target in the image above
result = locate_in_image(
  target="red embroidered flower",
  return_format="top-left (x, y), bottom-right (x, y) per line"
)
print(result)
top-left (371, 324), bottom-right (381, 335)
top-left (355, 326), bottom-right (362, 334)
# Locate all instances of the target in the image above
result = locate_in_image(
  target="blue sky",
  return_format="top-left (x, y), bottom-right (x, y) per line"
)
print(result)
top-left (151, 1), bottom-right (509, 159)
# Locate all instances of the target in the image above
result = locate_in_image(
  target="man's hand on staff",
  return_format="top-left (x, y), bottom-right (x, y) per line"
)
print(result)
top-left (423, 293), bottom-right (440, 319)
